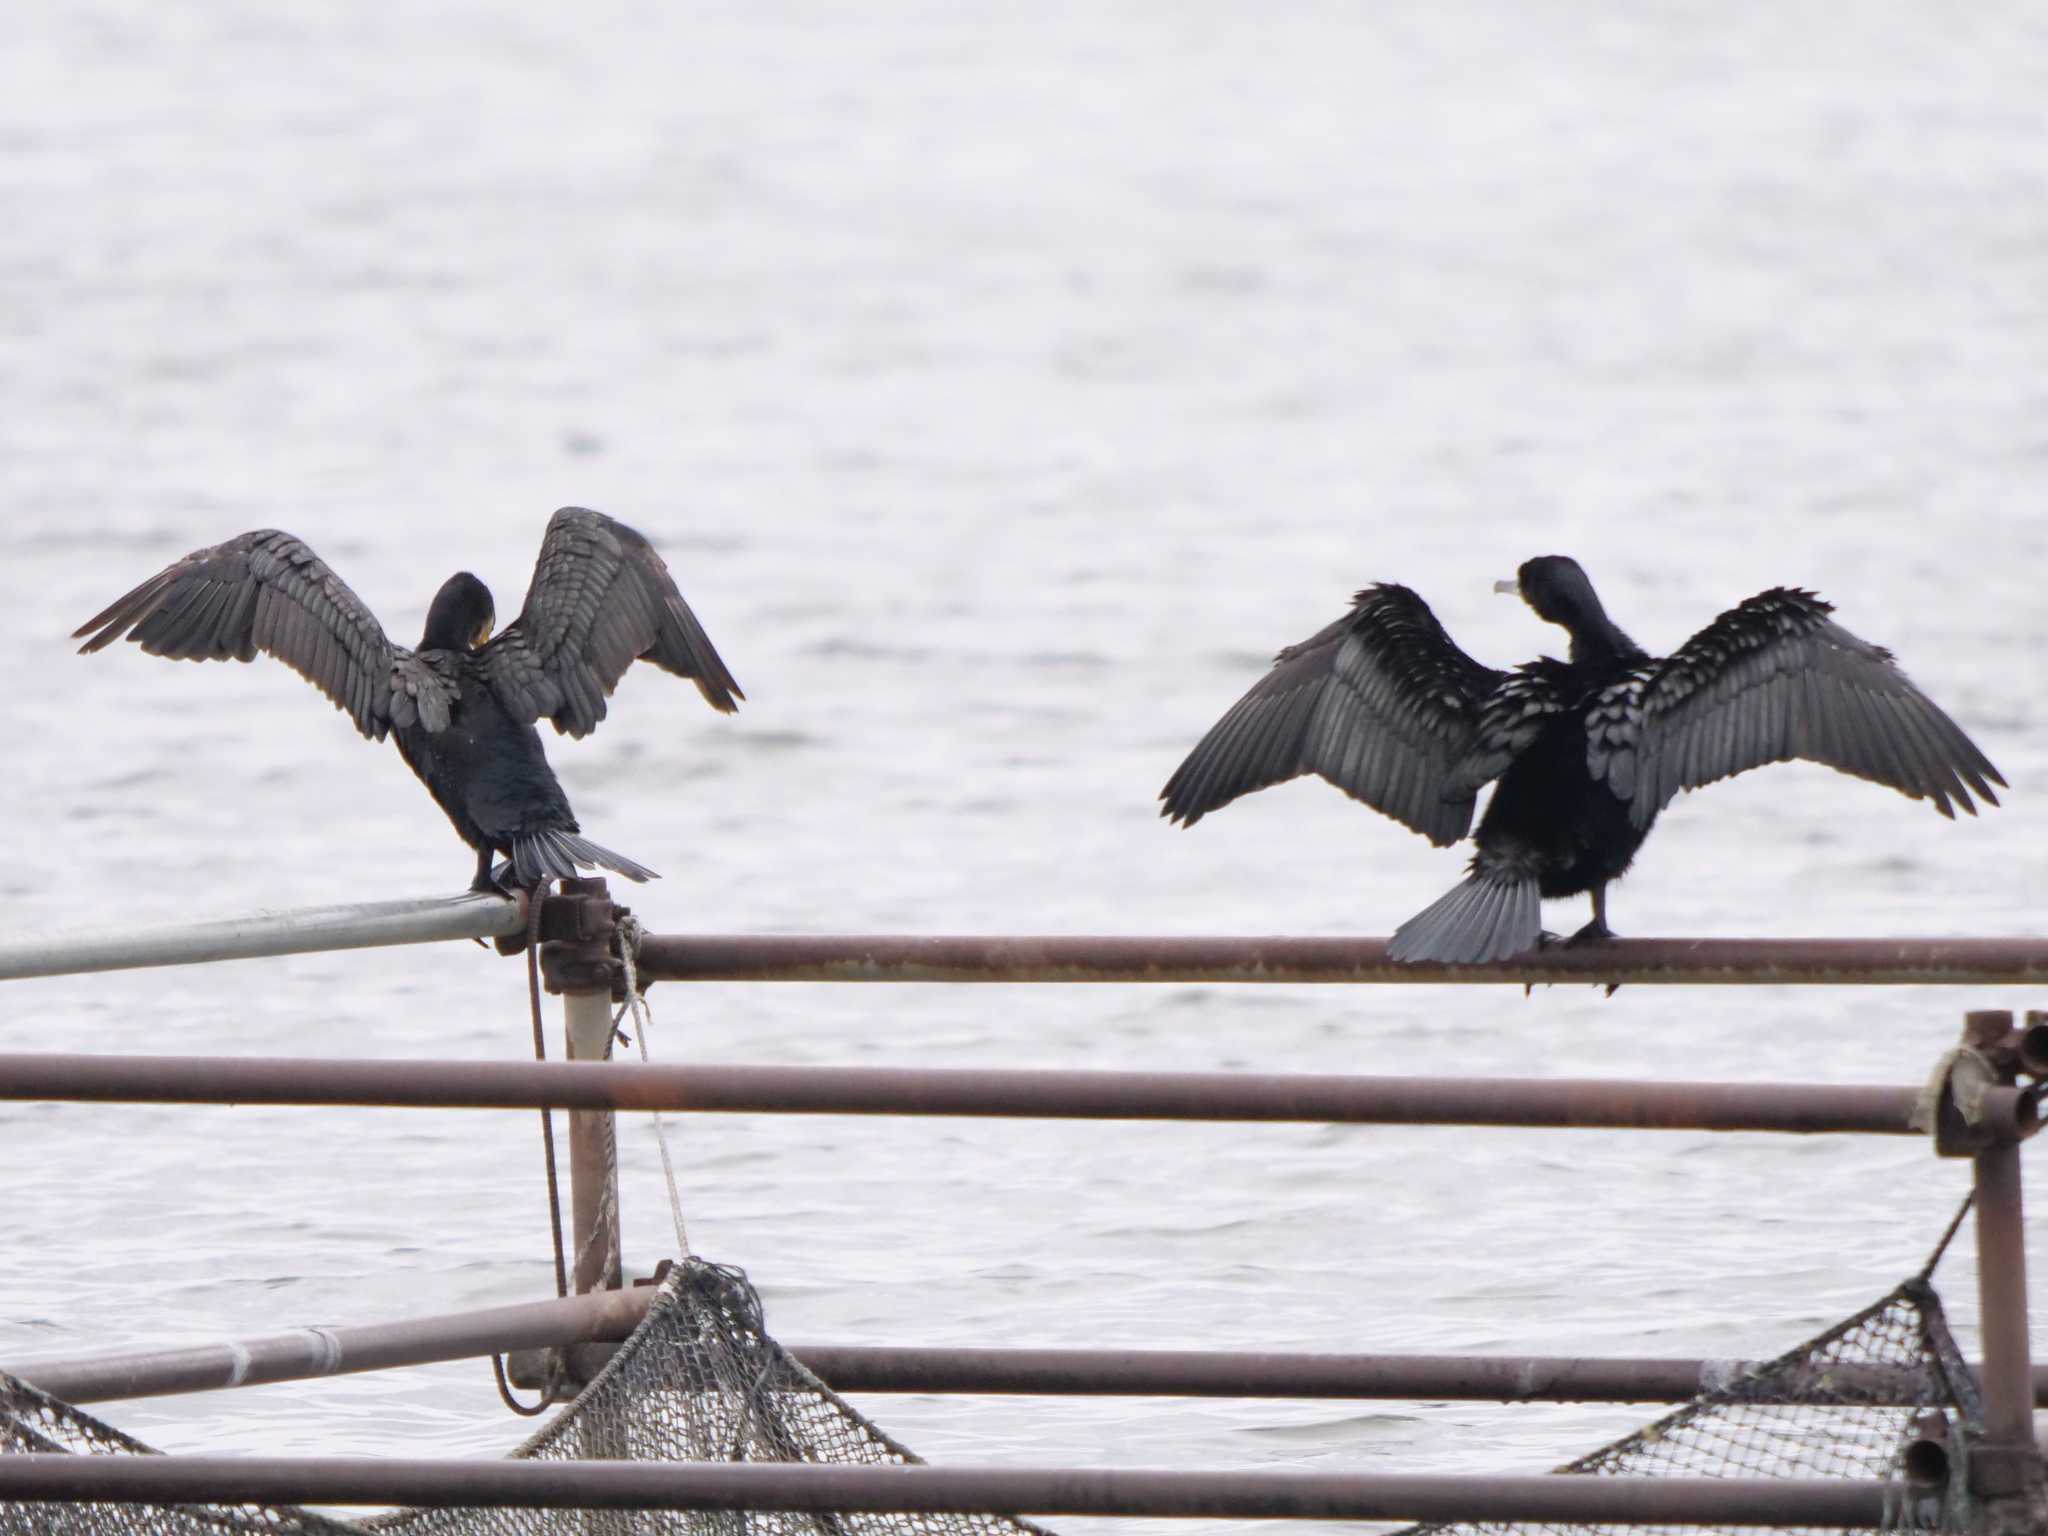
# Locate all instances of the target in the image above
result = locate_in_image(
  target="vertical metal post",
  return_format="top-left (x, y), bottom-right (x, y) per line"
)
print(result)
top-left (1947, 1010), bottom-right (2048, 1531)
top-left (552, 877), bottom-right (623, 1299)
top-left (1972, 1141), bottom-right (2031, 1445)
top-left (564, 986), bottom-right (623, 1297)
top-left (1970, 1139), bottom-right (2048, 1531)
top-left (542, 878), bottom-right (630, 1536)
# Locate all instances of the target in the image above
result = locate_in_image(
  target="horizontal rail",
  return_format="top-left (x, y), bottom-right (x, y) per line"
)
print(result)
top-left (6, 1287), bottom-right (655, 1405)
top-left (1, 894), bottom-right (2038, 985)
top-left (793, 1344), bottom-right (1968, 1405)
top-left (636, 932), bottom-right (2048, 985)
top-left (1, 1054), bottom-right (2020, 1138)
top-left (0, 894), bottom-right (523, 981)
top-left (0, 1455), bottom-right (1893, 1524)
top-left (16, 1276), bottom-right (2039, 1405)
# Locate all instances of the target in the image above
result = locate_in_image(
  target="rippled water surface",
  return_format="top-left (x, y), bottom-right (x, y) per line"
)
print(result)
top-left (3, 4), bottom-right (2047, 1531)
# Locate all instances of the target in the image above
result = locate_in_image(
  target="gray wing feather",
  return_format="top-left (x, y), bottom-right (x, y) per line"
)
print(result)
top-left (1595, 587), bottom-right (2004, 828)
top-left (1159, 585), bottom-right (1505, 846)
top-left (482, 508), bottom-right (743, 737)
top-left (73, 529), bottom-right (452, 738)
top-left (1445, 665), bottom-right (1573, 797)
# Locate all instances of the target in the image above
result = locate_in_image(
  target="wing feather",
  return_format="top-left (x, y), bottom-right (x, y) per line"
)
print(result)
top-left (1448, 666), bottom-right (1575, 796)
top-left (481, 507), bottom-right (742, 737)
top-left (1594, 587), bottom-right (2004, 826)
top-left (73, 529), bottom-right (452, 740)
top-left (1159, 584), bottom-right (1505, 846)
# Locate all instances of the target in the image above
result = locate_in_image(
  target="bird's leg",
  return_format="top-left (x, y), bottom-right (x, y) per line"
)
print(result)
top-left (1565, 884), bottom-right (1616, 947)
top-left (470, 843), bottom-right (508, 896)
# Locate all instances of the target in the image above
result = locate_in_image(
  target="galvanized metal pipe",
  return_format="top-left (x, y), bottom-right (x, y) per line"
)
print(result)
top-left (6, 1288), bottom-right (657, 1404)
top-left (0, 1454), bottom-right (1893, 1524)
top-left (634, 932), bottom-right (2048, 986)
top-left (1, 1053), bottom-right (2016, 1137)
top-left (0, 893), bottom-right (524, 981)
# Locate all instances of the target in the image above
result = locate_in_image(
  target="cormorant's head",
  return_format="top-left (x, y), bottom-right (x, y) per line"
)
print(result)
top-left (1496, 555), bottom-right (1603, 630)
top-left (422, 572), bottom-right (496, 653)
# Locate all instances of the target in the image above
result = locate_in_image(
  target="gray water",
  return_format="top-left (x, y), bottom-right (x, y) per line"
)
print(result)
top-left (2, 2), bottom-right (2046, 1530)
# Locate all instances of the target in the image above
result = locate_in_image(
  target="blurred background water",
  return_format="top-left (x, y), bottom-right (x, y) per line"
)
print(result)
top-left (1, 2), bottom-right (2045, 1531)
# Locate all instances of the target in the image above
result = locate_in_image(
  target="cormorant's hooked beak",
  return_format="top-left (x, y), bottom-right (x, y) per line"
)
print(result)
top-left (474, 620), bottom-right (494, 647)
top-left (1492, 578), bottom-right (1520, 597)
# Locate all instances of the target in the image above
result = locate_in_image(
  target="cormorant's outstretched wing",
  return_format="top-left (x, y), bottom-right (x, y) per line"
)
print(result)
top-left (73, 529), bottom-right (454, 738)
top-left (1160, 585), bottom-right (1506, 846)
top-left (1589, 587), bottom-right (2005, 828)
top-left (481, 507), bottom-right (742, 738)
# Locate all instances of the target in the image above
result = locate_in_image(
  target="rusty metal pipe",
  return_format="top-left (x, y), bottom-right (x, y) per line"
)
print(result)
top-left (563, 989), bottom-right (622, 1298)
top-left (1, 1053), bottom-right (2012, 1136)
top-left (2017, 1012), bottom-right (2048, 1078)
top-left (792, 1346), bottom-right (1959, 1405)
top-left (1965, 1137), bottom-right (2048, 1517)
top-left (1973, 1139), bottom-right (2035, 1448)
top-left (17, 1288), bottom-right (2006, 1406)
top-left (0, 1454), bottom-right (1893, 1523)
top-left (1901, 1411), bottom-right (1952, 1490)
top-left (633, 933), bottom-right (2048, 986)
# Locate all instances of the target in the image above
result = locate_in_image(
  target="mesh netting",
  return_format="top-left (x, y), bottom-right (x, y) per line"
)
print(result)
top-left (1, 1259), bottom-right (1054, 1536)
top-left (1394, 1276), bottom-right (1979, 1536)
top-left (0, 1266), bottom-right (1997, 1534)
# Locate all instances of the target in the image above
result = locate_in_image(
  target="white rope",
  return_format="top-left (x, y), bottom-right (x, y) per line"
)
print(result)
top-left (614, 913), bottom-right (692, 1257)
top-left (569, 1136), bottom-right (622, 1285)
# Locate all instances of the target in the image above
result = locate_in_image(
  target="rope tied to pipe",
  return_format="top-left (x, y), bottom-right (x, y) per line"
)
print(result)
top-left (615, 912), bottom-right (692, 1258)
top-left (491, 887), bottom-right (571, 1417)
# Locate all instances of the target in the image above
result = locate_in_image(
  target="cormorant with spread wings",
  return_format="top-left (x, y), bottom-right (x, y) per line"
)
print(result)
top-left (1160, 556), bottom-right (2003, 965)
top-left (76, 507), bottom-right (741, 893)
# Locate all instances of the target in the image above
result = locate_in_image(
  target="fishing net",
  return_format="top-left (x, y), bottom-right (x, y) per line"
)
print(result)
top-left (1393, 1276), bottom-right (1981, 1536)
top-left (0, 1262), bottom-right (2014, 1534)
top-left (0, 1258), bottom-right (1054, 1536)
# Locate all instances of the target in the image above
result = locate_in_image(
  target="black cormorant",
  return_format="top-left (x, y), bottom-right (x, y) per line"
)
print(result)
top-left (76, 507), bottom-right (741, 893)
top-left (1160, 556), bottom-right (2003, 964)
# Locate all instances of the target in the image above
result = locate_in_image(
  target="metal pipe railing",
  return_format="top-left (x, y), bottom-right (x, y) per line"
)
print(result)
top-left (636, 932), bottom-right (2048, 986)
top-left (0, 890), bottom-right (2034, 1523)
top-left (0, 889), bottom-right (2037, 986)
top-left (3, 1053), bottom-right (2024, 1138)
top-left (1971, 1135), bottom-right (2041, 1503)
top-left (20, 1281), bottom-right (2042, 1407)
top-left (0, 1455), bottom-right (1893, 1525)
top-left (5, 1287), bottom-right (655, 1405)
top-left (0, 894), bottom-right (523, 981)
top-left (787, 1344), bottom-right (1965, 1406)
top-left (563, 986), bottom-right (623, 1298)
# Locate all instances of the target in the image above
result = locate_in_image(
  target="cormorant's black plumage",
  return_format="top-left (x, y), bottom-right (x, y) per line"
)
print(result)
top-left (1160, 555), bottom-right (2003, 964)
top-left (75, 507), bottom-right (742, 892)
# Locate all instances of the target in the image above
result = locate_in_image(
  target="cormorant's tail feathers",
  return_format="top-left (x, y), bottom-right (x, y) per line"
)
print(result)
top-left (1388, 872), bottom-right (1541, 965)
top-left (510, 829), bottom-right (660, 887)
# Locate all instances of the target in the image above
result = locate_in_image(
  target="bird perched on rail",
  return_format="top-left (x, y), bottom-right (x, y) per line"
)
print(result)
top-left (1160, 556), bottom-right (2003, 965)
top-left (76, 507), bottom-right (741, 894)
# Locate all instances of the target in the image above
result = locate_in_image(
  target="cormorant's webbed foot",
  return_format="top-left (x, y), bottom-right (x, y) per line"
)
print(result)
top-left (1565, 914), bottom-right (1623, 996)
top-left (469, 849), bottom-right (521, 899)
top-left (1533, 918), bottom-right (1623, 996)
